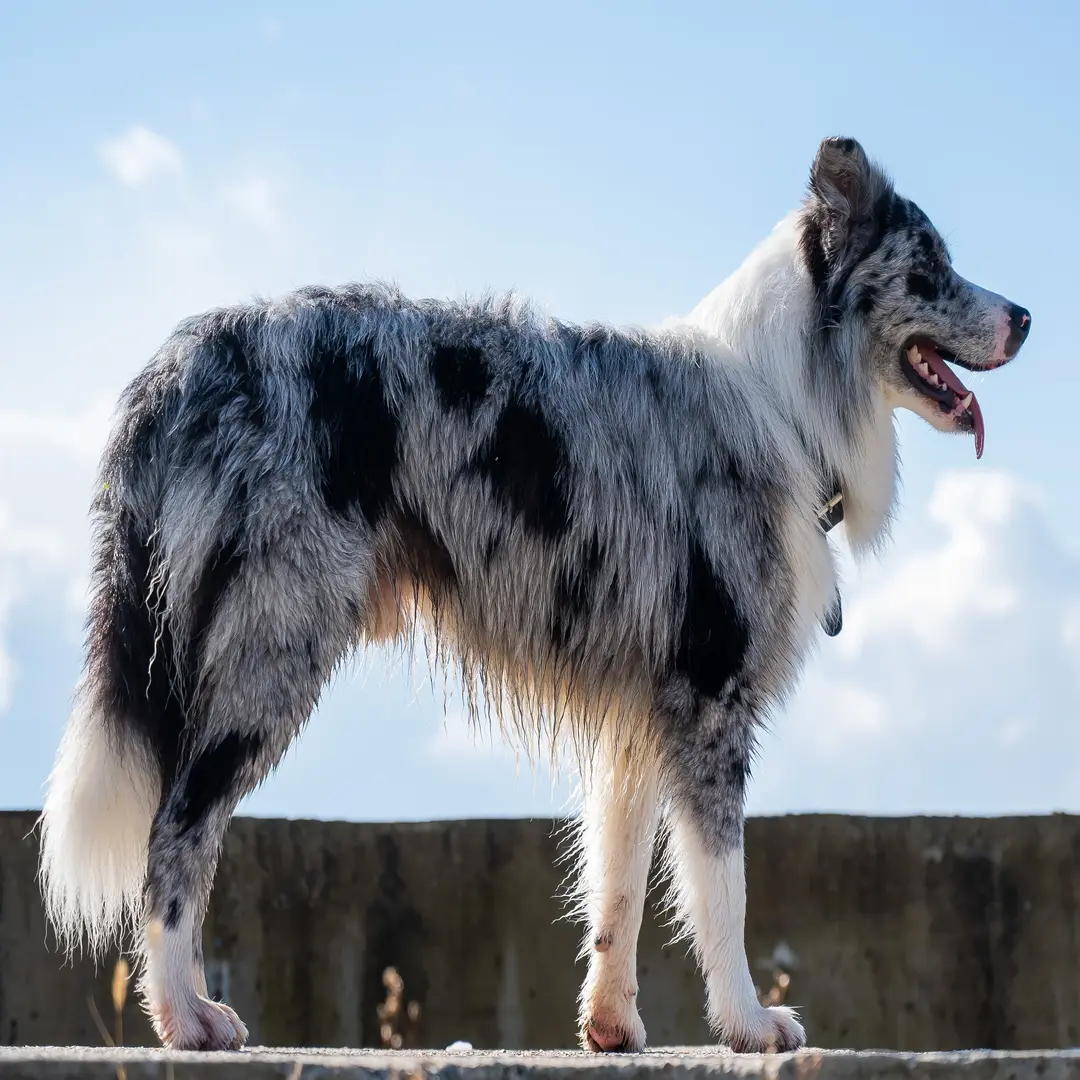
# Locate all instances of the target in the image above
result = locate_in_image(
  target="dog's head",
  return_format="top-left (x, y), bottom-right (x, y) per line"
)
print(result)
top-left (801, 136), bottom-right (1030, 458)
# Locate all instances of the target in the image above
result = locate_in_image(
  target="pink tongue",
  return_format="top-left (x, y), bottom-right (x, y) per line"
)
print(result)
top-left (920, 344), bottom-right (985, 460)
top-left (970, 396), bottom-right (985, 460)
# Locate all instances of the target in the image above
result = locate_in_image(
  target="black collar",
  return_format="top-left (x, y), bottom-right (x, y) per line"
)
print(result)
top-left (817, 490), bottom-right (844, 533)
top-left (817, 480), bottom-right (844, 636)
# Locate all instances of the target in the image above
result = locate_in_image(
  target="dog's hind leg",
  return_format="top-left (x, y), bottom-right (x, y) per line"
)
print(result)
top-left (139, 539), bottom-right (368, 1051)
top-left (657, 687), bottom-right (806, 1054)
top-left (577, 735), bottom-right (661, 1053)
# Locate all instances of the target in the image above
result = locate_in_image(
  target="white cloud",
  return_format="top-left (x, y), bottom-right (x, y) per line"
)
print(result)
top-left (0, 401), bottom-right (112, 717)
top-left (0, 400), bottom-right (112, 463)
top-left (836, 470), bottom-right (1028, 657)
top-left (98, 126), bottom-right (183, 188)
top-left (222, 176), bottom-right (284, 235)
top-left (0, 500), bottom-right (79, 715)
top-left (752, 468), bottom-right (1080, 815)
top-left (792, 676), bottom-right (890, 753)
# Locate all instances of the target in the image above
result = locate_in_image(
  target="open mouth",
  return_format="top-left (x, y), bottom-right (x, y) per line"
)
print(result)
top-left (900, 340), bottom-right (985, 458)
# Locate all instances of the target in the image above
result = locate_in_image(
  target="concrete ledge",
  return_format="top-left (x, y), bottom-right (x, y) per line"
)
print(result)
top-left (7, 813), bottom-right (1080, 1049)
top-left (3, 1048), bottom-right (1080, 1080)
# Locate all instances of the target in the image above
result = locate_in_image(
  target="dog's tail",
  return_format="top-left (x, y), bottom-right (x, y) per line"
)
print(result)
top-left (39, 369), bottom-right (177, 956)
top-left (39, 691), bottom-right (160, 955)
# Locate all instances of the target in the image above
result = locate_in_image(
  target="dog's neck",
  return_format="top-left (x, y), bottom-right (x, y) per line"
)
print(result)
top-left (684, 211), bottom-right (897, 552)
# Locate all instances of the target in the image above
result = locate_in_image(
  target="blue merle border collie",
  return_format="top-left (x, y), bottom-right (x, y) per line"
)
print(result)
top-left (40, 137), bottom-right (1029, 1053)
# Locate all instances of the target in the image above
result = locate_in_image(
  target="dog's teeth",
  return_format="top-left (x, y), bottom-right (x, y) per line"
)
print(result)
top-left (908, 346), bottom-right (922, 363)
top-left (959, 392), bottom-right (973, 410)
top-left (918, 362), bottom-right (930, 377)
top-left (928, 373), bottom-right (941, 387)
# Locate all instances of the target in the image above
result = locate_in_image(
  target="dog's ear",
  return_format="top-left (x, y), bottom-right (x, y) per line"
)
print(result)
top-left (808, 137), bottom-right (889, 250)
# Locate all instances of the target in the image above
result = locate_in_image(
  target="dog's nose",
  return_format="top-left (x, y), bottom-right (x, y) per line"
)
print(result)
top-left (1006, 304), bottom-right (1031, 356)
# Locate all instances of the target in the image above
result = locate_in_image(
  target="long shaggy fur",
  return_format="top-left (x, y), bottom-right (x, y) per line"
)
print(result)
top-left (39, 692), bottom-right (159, 955)
top-left (39, 136), bottom-right (1030, 1052)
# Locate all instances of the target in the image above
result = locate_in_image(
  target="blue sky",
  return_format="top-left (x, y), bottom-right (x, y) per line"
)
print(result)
top-left (2, 2), bottom-right (1078, 820)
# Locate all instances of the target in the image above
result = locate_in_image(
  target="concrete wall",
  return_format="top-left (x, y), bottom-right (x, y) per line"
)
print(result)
top-left (1, 812), bottom-right (1078, 1052)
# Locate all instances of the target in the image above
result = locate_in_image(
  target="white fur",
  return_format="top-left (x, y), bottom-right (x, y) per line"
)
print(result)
top-left (577, 743), bottom-right (661, 1051)
top-left (665, 810), bottom-right (805, 1051)
top-left (142, 912), bottom-right (248, 1050)
top-left (38, 689), bottom-right (159, 955)
top-left (686, 212), bottom-right (898, 556)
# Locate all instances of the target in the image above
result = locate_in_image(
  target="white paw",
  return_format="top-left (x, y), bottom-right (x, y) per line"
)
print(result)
top-left (579, 975), bottom-right (647, 1053)
top-left (581, 1007), bottom-right (647, 1054)
top-left (723, 1004), bottom-right (805, 1054)
top-left (151, 995), bottom-right (249, 1051)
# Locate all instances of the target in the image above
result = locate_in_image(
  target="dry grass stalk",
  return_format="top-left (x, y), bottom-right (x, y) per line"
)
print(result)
top-left (86, 956), bottom-right (130, 1080)
top-left (759, 968), bottom-right (791, 1009)
top-left (376, 966), bottom-right (421, 1049)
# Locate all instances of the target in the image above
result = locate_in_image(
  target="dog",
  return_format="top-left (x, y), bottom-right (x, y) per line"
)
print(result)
top-left (39, 136), bottom-right (1030, 1053)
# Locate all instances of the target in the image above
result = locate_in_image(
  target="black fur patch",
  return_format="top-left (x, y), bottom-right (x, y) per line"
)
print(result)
top-left (823, 189), bottom-right (895, 317)
top-left (163, 898), bottom-right (181, 930)
top-left (211, 329), bottom-right (265, 430)
top-left (699, 451), bottom-right (750, 498)
top-left (907, 272), bottom-right (940, 302)
top-left (93, 372), bottom-right (250, 792)
top-left (177, 327), bottom-right (265, 482)
top-left (724, 452), bottom-right (750, 494)
top-left (309, 340), bottom-right (399, 522)
top-left (87, 364), bottom-right (201, 784)
top-left (395, 505), bottom-right (459, 600)
top-left (869, 190), bottom-right (894, 241)
top-left (552, 535), bottom-right (604, 650)
top-left (801, 187), bottom-right (898, 306)
top-left (188, 526), bottom-right (245, 651)
top-left (856, 286), bottom-right (878, 315)
top-left (675, 539), bottom-right (748, 699)
top-left (473, 398), bottom-right (570, 539)
top-left (913, 228), bottom-right (936, 260)
top-left (799, 210), bottom-right (830, 299)
top-left (696, 727), bottom-right (753, 796)
top-left (94, 508), bottom-right (188, 784)
top-left (430, 343), bottom-right (490, 416)
top-left (175, 732), bottom-right (263, 833)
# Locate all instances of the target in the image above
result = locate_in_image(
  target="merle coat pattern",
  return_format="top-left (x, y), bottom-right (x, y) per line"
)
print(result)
top-left (40, 137), bottom-right (1030, 1053)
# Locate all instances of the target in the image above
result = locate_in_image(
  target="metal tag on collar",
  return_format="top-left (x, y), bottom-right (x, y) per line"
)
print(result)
top-left (818, 492), bottom-right (844, 533)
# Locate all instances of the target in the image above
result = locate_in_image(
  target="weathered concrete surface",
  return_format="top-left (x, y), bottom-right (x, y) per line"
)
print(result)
top-left (3, 1047), bottom-right (1080, 1080)
top-left (3, 813), bottom-right (1080, 1051)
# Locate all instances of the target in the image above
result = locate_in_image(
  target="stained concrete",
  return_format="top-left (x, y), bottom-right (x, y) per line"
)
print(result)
top-left (2, 813), bottom-right (1079, 1051)
top-left (3, 1047), bottom-right (1080, 1080)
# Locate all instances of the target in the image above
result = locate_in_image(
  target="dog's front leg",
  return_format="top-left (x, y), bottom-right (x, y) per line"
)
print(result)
top-left (660, 695), bottom-right (806, 1053)
top-left (577, 739), bottom-right (661, 1052)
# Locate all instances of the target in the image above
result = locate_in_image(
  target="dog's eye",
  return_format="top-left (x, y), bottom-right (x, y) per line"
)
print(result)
top-left (906, 273), bottom-right (939, 302)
